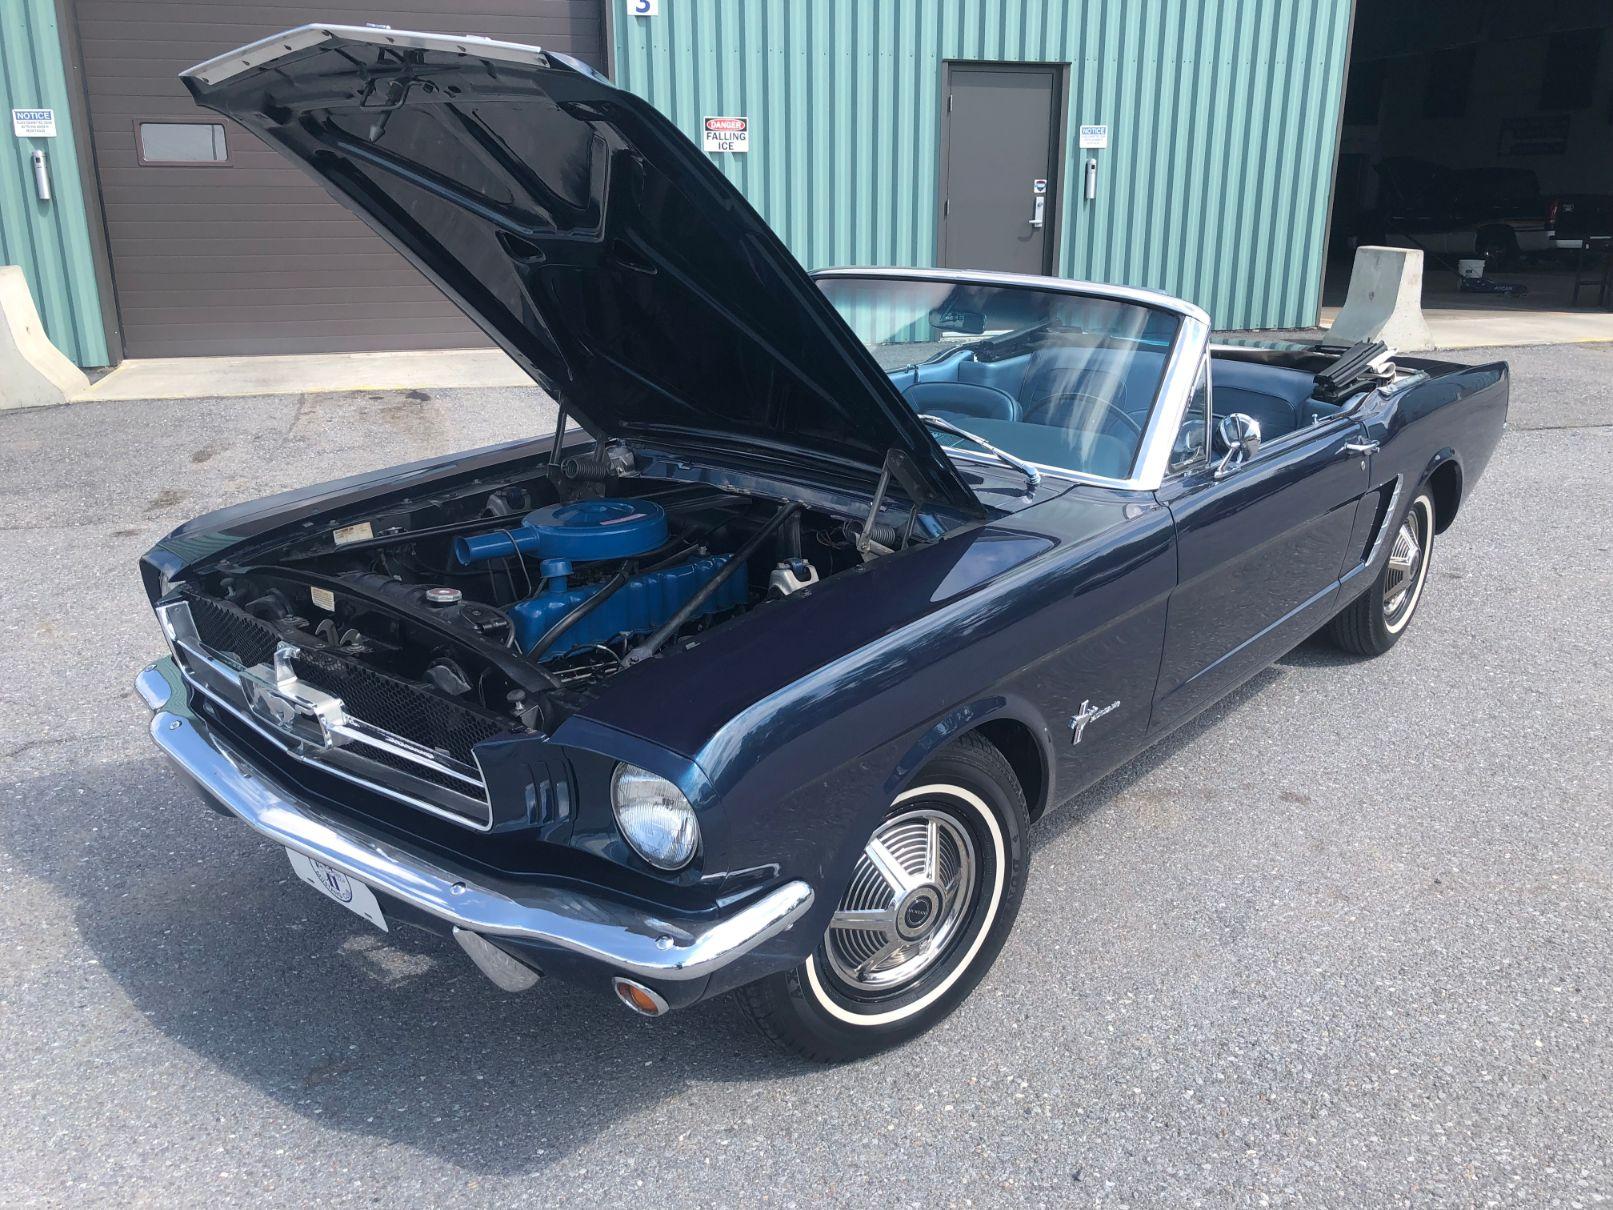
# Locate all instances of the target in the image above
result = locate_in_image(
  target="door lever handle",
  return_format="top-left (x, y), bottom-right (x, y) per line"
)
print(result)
top-left (1342, 439), bottom-right (1379, 456)
top-left (1027, 195), bottom-right (1045, 228)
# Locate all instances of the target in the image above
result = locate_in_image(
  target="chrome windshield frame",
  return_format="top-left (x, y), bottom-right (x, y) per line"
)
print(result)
top-left (812, 267), bottom-right (1213, 493)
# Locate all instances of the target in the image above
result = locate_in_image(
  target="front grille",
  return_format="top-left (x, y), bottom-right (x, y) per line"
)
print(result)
top-left (347, 742), bottom-right (484, 797)
top-left (165, 592), bottom-right (519, 830)
top-left (178, 588), bottom-right (516, 765)
top-left (289, 648), bottom-right (513, 766)
top-left (184, 589), bottom-right (279, 667)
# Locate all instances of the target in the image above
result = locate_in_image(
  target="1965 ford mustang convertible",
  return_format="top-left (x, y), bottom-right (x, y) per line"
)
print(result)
top-left (136, 26), bottom-right (1507, 1060)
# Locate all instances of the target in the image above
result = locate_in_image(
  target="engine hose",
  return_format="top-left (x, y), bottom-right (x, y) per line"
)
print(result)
top-left (850, 519), bottom-right (901, 548)
top-left (625, 502), bottom-right (801, 666)
top-left (561, 454), bottom-right (616, 483)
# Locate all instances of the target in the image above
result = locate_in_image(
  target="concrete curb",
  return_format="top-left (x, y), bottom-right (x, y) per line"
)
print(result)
top-left (1326, 246), bottom-right (1436, 351)
top-left (0, 266), bottom-right (92, 411)
top-left (73, 346), bottom-right (532, 403)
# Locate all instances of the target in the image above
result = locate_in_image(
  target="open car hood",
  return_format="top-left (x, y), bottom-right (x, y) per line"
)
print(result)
top-left (181, 26), bottom-right (980, 514)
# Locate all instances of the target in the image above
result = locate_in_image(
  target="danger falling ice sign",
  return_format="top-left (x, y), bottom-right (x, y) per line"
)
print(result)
top-left (703, 116), bottom-right (749, 153)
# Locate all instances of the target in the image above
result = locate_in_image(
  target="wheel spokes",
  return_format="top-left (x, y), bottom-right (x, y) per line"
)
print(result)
top-left (855, 936), bottom-right (906, 978)
top-left (830, 906), bottom-right (897, 934)
top-left (823, 807), bottom-right (980, 994)
top-left (1384, 521), bottom-right (1422, 610)
top-left (865, 835), bottom-right (923, 896)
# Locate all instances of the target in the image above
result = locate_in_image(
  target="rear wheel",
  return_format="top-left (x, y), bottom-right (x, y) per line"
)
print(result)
top-left (1325, 488), bottom-right (1436, 656)
top-left (738, 735), bottom-right (1029, 1061)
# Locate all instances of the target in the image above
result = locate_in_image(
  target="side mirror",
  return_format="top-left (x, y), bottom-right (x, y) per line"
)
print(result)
top-left (1214, 412), bottom-right (1261, 478)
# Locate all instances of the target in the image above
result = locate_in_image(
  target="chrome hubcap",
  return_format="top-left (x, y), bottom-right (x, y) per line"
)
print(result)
top-left (823, 808), bottom-right (976, 993)
top-left (1384, 508), bottom-right (1425, 619)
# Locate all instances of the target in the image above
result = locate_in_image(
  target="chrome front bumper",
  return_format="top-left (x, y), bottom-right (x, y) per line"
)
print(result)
top-left (136, 658), bottom-right (814, 984)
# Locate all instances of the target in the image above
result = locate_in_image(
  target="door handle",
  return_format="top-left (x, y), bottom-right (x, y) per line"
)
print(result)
top-left (1027, 196), bottom-right (1045, 228)
top-left (1342, 439), bottom-right (1379, 456)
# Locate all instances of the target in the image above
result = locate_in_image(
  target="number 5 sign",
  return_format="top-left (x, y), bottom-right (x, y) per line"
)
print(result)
top-left (631, 0), bottom-right (659, 14)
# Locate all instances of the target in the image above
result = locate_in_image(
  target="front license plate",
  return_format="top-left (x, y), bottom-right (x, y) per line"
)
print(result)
top-left (286, 849), bottom-right (388, 932)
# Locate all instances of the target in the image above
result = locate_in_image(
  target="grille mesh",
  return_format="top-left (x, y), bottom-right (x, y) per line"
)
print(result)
top-left (183, 590), bottom-right (279, 667)
top-left (288, 649), bottom-right (512, 766)
top-left (344, 743), bottom-right (485, 798)
top-left (180, 589), bottom-right (516, 765)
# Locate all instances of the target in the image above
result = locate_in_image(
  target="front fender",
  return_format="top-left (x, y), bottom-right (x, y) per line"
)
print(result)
top-left (882, 692), bottom-right (1057, 812)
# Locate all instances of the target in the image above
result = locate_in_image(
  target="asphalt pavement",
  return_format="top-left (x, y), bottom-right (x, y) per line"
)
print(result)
top-left (1, 343), bottom-right (1609, 1207)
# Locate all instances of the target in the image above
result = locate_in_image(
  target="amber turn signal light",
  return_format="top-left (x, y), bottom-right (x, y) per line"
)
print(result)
top-left (611, 976), bottom-right (669, 1017)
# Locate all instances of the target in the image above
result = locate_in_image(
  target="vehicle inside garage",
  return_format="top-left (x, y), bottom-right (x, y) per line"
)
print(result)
top-left (1328, 0), bottom-right (1613, 322)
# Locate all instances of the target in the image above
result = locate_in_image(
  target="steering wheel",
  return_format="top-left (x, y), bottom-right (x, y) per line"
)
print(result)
top-left (1026, 389), bottom-right (1145, 442)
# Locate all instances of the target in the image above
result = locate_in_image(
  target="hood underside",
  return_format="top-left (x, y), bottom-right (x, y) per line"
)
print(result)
top-left (181, 25), bottom-right (980, 514)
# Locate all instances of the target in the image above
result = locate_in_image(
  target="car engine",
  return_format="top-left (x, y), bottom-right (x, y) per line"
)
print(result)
top-left (172, 455), bottom-right (883, 734)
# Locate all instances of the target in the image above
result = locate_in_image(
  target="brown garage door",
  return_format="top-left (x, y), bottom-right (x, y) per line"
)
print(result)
top-left (70, 2), bottom-right (605, 358)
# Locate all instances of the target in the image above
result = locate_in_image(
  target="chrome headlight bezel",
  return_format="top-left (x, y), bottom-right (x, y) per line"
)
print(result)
top-left (610, 763), bottom-right (700, 871)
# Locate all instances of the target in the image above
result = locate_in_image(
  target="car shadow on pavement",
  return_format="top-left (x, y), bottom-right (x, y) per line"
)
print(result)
top-left (1031, 662), bottom-right (1286, 852)
top-left (4, 653), bottom-right (1304, 1177)
top-left (1, 755), bottom-right (817, 1177)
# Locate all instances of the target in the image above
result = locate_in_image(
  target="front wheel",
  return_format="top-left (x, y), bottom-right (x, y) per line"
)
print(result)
top-left (738, 735), bottom-right (1029, 1061)
top-left (1325, 488), bottom-right (1436, 656)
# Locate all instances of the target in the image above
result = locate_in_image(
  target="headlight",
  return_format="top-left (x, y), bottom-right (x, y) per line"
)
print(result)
top-left (610, 764), bottom-right (700, 870)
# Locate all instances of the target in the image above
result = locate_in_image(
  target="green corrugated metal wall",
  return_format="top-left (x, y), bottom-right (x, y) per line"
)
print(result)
top-left (612, 0), bottom-right (1353, 330)
top-left (0, 0), bottom-right (109, 367)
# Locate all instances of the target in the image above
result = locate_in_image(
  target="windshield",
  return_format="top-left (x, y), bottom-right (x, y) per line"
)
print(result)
top-left (817, 275), bottom-right (1181, 481)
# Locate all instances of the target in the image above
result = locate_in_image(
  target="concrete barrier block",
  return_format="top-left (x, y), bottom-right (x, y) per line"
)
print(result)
top-left (0, 265), bottom-right (92, 411)
top-left (1327, 246), bottom-right (1435, 352)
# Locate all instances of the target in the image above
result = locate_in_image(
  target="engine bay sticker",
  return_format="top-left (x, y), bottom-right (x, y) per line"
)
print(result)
top-left (333, 521), bottom-right (374, 546)
top-left (309, 586), bottom-right (336, 612)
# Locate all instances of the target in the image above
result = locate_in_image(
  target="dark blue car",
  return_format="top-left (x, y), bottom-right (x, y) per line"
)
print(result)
top-left (137, 26), bottom-right (1508, 1060)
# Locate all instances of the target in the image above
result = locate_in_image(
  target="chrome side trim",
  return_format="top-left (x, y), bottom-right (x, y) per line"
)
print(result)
top-left (181, 24), bottom-right (550, 87)
top-left (137, 659), bottom-right (815, 981)
top-left (1364, 476), bottom-right (1406, 566)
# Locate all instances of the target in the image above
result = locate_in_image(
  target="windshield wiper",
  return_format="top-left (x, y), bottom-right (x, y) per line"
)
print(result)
top-left (918, 414), bottom-right (1041, 492)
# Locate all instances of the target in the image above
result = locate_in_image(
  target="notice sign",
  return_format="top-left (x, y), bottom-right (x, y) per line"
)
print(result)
top-left (11, 108), bottom-right (56, 138)
top-left (1078, 124), bottom-right (1109, 149)
top-left (703, 116), bottom-right (749, 153)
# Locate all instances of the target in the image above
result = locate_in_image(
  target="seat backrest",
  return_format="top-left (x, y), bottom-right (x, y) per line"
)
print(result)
top-left (1209, 358), bottom-right (1318, 441)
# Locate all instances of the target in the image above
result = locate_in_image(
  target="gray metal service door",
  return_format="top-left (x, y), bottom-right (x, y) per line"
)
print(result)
top-left (940, 64), bottom-right (1062, 276)
top-left (69, 2), bottom-right (605, 358)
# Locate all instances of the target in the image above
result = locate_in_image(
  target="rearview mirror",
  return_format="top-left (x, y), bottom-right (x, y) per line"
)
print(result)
top-left (927, 306), bottom-right (986, 335)
top-left (1214, 413), bottom-right (1261, 478)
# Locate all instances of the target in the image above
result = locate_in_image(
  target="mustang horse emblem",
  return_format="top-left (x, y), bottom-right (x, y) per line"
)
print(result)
top-left (1069, 699), bottom-right (1120, 745)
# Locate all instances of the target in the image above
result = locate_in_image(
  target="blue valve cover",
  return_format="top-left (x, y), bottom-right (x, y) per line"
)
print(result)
top-left (510, 554), bottom-right (748, 658)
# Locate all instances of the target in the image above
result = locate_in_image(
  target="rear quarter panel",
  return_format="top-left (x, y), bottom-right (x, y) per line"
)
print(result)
top-left (1365, 359), bottom-right (1509, 519)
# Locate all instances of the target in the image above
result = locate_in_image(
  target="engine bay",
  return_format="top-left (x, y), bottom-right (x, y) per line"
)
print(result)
top-left (176, 446), bottom-right (915, 734)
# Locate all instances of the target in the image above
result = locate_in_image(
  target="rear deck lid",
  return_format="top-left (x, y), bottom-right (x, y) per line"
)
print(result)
top-left (180, 26), bottom-right (980, 513)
